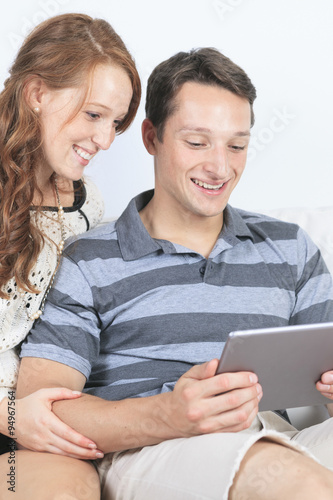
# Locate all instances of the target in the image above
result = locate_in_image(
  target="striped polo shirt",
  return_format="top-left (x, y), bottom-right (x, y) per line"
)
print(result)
top-left (21, 190), bottom-right (333, 401)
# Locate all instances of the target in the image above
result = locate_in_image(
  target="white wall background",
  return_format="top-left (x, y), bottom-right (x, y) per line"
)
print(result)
top-left (1, 0), bottom-right (332, 218)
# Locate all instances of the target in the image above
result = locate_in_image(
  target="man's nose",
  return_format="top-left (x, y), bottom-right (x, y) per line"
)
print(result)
top-left (203, 145), bottom-right (229, 177)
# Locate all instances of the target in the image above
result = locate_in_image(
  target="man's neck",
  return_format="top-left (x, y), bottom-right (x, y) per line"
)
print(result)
top-left (139, 197), bottom-right (224, 259)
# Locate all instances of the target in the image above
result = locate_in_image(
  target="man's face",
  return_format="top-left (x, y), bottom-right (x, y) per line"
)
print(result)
top-left (151, 82), bottom-right (252, 222)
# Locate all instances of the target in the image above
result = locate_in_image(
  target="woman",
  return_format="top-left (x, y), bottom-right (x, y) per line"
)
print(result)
top-left (0, 11), bottom-right (140, 464)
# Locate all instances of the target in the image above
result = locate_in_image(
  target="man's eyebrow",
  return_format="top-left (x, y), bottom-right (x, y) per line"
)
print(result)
top-left (178, 127), bottom-right (251, 136)
top-left (178, 127), bottom-right (212, 133)
top-left (234, 131), bottom-right (251, 137)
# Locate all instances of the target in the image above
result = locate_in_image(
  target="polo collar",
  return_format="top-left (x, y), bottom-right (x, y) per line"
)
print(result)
top-left (116, 190), bottom-right (254, 261)
top-left (221, 205), bottom-right (255, 243)
top-left (116, 190), bottom-right (167, 261)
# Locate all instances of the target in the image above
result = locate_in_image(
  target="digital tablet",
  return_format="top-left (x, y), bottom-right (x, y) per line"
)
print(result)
top-left (216, 322), bottom-right (333, 411)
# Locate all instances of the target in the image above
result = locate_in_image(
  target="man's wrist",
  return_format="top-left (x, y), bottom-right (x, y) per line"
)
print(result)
top-left (149, 392), bottom-right (183, 441)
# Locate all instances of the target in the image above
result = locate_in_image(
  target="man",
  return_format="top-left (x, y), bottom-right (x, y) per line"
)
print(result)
top-left (14, 48), bottom-right (333, 498)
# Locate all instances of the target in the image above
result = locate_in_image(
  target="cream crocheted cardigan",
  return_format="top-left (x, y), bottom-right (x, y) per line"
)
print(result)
top-left (0, 177), bottom-right (104, 401)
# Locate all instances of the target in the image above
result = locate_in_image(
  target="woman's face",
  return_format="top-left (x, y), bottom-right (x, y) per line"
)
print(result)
top-left (37, 64), bottom-right (133, 184)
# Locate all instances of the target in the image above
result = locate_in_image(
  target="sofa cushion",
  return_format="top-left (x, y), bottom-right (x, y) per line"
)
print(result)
top-left (258, 206), bottom-right (333, 276)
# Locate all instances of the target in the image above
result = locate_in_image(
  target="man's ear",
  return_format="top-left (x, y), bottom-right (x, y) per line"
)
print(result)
top-left (141, 118), bottom-right (159, 155)
top-left (24, 77), bottom-right (46, 111)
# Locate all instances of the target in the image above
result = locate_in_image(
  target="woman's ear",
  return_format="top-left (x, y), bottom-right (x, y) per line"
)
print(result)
top-left (24, 77), bottom-right (45, 111)
top-left (141, 118), bottom-right (159, 155)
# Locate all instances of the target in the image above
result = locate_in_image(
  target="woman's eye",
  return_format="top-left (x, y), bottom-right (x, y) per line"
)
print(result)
top-left (187, 141), bottom-right (204, 147)
top-left (86, 112), bottom-right (100, 120)
top-left (230, 145), bottom-right (246, 151)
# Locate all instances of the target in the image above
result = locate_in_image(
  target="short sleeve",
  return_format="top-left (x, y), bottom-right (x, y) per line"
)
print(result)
top-left (20, 248), bottom-right (101, 379)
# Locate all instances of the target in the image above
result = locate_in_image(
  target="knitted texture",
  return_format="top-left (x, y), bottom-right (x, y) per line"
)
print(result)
top-left (0, 177), bottom-right (104, 399)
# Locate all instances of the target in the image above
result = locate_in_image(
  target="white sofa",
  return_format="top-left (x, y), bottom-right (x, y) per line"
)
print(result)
top-left (260, 206), bottom-right (333, 428)
top-left (261, 206), bottom-right (333, 279)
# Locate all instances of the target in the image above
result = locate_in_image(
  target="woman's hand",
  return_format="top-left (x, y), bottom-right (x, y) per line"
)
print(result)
top-left (2, 388), bottom-right (104, 459)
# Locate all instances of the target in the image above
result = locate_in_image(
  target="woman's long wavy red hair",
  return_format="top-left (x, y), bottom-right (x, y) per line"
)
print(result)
top-left (0, 13), bottom-right (141, 298)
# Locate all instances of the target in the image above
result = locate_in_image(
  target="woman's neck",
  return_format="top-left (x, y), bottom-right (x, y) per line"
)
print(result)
top-left (33, 175), bottom-right (75, 207)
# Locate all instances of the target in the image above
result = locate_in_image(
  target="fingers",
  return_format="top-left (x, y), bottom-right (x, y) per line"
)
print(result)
top-left (316, 371), bottom-right (333, 399)
top-left (41, 433), bottom-right (104, 460)
top-left (170, 361), bottom-right (263, 436)
top-left (184, 383), bottom-right (262, 434)
top-left (170, 363), bottom-right (262, 437)
top-left (211, 382), bottom-right (262, 414)
top-left (37, 388), bottom-right (99, 450)
top-left (316, 382), bottom-right (333, 398)
top-left (208, 371), bottom-right (259, 398)
top-left (198, 402), bottom-right (259, 435)
top-left (15, 390), bottom-right (101, 456)
top-left (49, 416), bottom-right (98, 451)
top-left (33, 441), bottom-right (103, 460)
top-left (20, 415), bottom-right (104, 459)
top-left (209, 388), bottom-right (262, 432)
top-left (183, 367), bottom-right (259, 400)
top-left (214, 403), bottom-right (260, 433)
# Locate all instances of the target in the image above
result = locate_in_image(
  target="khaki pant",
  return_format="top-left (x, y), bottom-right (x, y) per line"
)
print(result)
top-left (95, 411), bottom-right (333, 500)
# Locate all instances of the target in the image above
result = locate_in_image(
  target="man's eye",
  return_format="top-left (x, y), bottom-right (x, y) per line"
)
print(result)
top-left (230, 145), bottom-right (246, 151)
top-left (187, 141), bottom-right (204, 147)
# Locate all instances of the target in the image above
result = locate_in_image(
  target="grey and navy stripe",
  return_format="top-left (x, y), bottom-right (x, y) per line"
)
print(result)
top-left (21, 190), bottom-right (333, 401)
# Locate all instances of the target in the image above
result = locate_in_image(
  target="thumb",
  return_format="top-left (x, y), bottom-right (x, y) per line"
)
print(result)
top-left (37, 387), bottom-right (83, 403)
top-left (184, 359), bottom-right (219, 381)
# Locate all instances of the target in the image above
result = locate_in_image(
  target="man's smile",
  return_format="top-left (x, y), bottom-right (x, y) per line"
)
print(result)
top-left (191, 178), bottom-right (225, 191)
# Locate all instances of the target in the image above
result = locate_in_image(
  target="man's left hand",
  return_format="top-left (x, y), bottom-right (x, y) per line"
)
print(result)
top-left (316, 370), bottom-right (333, 399)
top-left (316, 371), bottom-right (333, 417)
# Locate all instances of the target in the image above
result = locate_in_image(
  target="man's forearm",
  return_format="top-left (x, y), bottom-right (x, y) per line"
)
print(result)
top-left (17, 358), bottom-right (261, 452)
top-left (16, 358), bottom-right (180, 453)
top-left (52, 391), bottom-right (178, 453)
